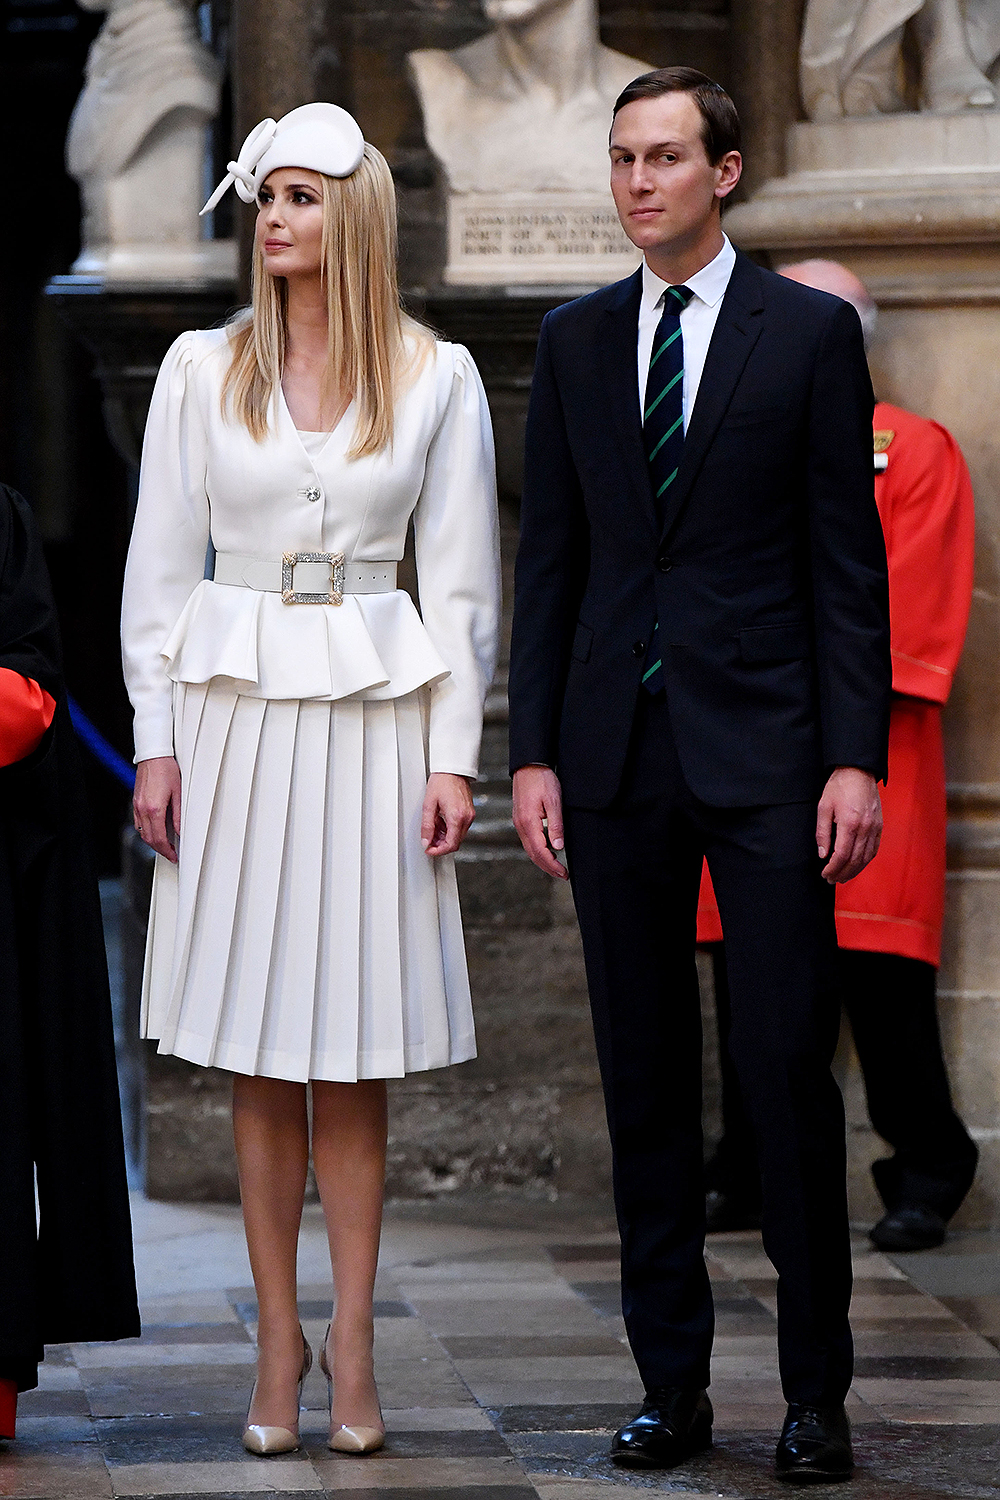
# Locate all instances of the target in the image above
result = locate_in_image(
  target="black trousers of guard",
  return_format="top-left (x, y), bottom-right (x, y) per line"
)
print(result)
top-left (563, 691), bottom-right (853, 1405)
top-left (710, 947), bottom-right (978, 1222)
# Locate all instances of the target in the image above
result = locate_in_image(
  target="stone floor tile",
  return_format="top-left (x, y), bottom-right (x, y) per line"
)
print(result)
top-left (536, 1266), bottom-right (619, 1286)
top-left (8, 1416), bottom-right (97, 1442)
top-left (854, 1376), bottom-right (1000, 1407)
top-left (319, 1489), bottom-right (536, 1500)
top-left (382, 1411), bottom-right (496, 1433)
top-left (74, 1347), bottom-right (258, 1370)
top-left (34, 1364), bottom-right (84, 1391)
top-left (874, 1404), bottom-right (1000, 1425)
top-left (545, 1246), bottom-right (618, 1265)
top-left (439, 1340), bottom-right (627, 1361)
top-left (488, 1408), bottom-right (630, 1435)
top-left (14, 1389), bottom-right (92, 1418)
top-left (396, 1265), bottom-right (557, 1286)
top-left (852, 1329), bottom-right (996, 1357)
top-left (308, 1433), bottom-right (511, 1460)
top-left (398, 1285), bottom-right (578, 1305)
top-left (450, 1359), bottom-right (638, 1386)
top-left (405, 1306), bottom-right (604, 1338)
top-left (710, 1336), bottom-right (778, 1356)
top-left (467, 1384), bottom-right (643, 1409)
top-left (95, 1415), bottom-right (256, 1466)
top-left (0, 1448), bottom-right (113, 1498)
top-left (80, 1365), bottom-right (251, 1419)
top-left (373, 1365), bottom-right (480, 1410)
top-left (854, 1355), bottom-right (1000, 1380)
top-left (137, 1294), bottom-right (242, 1328)
top-left (122, 1327), bottom-right (252, 1348)
top-left (107, 1460), bottom-right (324, 1494)
top-left (314, 1457), bottom-right (527, 1489)
top-left (940, 1294), bottom-right (1000, 1335)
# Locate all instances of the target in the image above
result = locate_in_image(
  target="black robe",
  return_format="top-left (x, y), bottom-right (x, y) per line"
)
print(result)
top-left (0, 485), bottom-right (140, 1391)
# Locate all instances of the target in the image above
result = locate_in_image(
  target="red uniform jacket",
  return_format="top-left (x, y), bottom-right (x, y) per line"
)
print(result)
top-left (0, 668), bottom-right (54, 766)
top-left (698, 402), bottom-right (975, 967)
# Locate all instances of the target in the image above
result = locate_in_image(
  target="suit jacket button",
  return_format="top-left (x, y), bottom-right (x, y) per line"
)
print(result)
top-left (657, 554), bottom-right (673, 573)
top-left (632, 641), bottom-right (645, 658)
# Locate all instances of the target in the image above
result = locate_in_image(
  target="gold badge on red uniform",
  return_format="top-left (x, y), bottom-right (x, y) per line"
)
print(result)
top-left (874, 429), bottom-right (894, 473)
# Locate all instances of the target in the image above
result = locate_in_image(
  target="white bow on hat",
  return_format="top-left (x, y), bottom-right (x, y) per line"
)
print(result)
top-left (200, 103), bottom-right (365, 216)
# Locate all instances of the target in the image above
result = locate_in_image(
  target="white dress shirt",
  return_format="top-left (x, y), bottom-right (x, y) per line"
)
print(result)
top-left (637, 234), bottom-right (737, 432)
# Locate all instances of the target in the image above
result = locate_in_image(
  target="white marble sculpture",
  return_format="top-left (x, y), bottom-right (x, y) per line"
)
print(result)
top-left (801, 0), bottom-right (1000, 118)
top-left (67, 0), bottom-right (233, 282)
top-left (408, 0), bottom-right (653, 284)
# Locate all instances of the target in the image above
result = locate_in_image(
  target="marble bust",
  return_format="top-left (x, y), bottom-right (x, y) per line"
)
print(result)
top-left (408, 0), bottom-right (651, 196)
top-left (801, 0), bottom-right (1000, 118)
top-left (67, 0), bottom-right (232, 281)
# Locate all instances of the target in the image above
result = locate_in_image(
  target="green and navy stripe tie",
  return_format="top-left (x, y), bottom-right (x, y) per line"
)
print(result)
top-left (642, 283), bottom-right (693, 695)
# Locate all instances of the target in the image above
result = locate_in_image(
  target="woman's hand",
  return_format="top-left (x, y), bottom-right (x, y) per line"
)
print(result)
top-left (421, 772), bottom-right (475, 857)
top-left (134, 756), bottom-right (182, 862)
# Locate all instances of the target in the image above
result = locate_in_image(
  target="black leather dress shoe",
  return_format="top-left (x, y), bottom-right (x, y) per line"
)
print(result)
top-left (705, 1188), bottom-right (762, 1234)
top-left (870, 1204), bottom-right (947, 1251)
top-left (610, 1387), bottom-right (713, 1469)
top-left (775, 1403), bottom-right (853, 1484)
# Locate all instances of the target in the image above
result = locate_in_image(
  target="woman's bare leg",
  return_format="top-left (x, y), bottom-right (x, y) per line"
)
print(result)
top-left (311, 1079), bottom-right (388, 1433)
top-left (232, 1073), bottom-right (310, 1430)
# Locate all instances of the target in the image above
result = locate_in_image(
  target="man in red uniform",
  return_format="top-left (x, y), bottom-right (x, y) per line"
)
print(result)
top-left (698, 260), bottom-right (978, 1251)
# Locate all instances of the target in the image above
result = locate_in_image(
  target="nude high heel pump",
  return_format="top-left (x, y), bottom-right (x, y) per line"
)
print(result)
top-left (243, 1328), bottom-right (312, 1456)
top-left (320, 1323), bottom-right (385, 1454)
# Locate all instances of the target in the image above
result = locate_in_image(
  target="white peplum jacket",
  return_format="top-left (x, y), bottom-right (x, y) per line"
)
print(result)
top-left (121, 327), bottom-right (501, 779)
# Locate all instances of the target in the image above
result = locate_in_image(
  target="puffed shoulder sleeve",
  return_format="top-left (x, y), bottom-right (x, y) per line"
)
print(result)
top-left (413, 343), bottom-right (501, 779)
top-left (121, 331), bottom-right (212, 763)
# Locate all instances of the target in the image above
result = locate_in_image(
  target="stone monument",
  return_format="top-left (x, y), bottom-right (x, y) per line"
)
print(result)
top-left (67, 0), bottom-right (235, 283)
top-left (408, 0), bottom-right (652, 285)
top-left (801, 0), bottom-right (1000, 118)
top-left (726, 0), bottom-right (1000, 1228)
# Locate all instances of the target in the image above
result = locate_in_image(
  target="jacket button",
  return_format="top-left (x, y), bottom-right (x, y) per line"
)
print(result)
top-left (304, 485), bottom-right (321, 503)
top-left (632, 641), bottom-right (645, 658)
top-left (657, 554), bottom-right (673, 573)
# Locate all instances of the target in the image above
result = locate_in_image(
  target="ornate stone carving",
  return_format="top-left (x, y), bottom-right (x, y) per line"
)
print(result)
top-left (408, 0), bottom-right (652, 285)
top-left (801, 0), bottom-right (1000, 119)
top-left (67, 0), bottom-right (234, 282)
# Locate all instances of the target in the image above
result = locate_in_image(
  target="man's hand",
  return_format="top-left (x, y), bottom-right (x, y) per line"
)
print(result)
top-left (513, 765), bottom-right (569, 880)
top-left (134, 756), bottom-right (182, 863)
top-left (816, 767), bottom-right (882, 883)
top-left (421, 772), bottom-right (475, 856)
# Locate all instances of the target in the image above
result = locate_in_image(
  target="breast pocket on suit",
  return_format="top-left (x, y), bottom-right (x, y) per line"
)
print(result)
top-left (739, 623), bottom-right (810, 662)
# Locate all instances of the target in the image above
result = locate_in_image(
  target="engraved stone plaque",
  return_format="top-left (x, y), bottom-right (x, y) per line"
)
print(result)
top-left (446, 193), bottom-right (641, 287)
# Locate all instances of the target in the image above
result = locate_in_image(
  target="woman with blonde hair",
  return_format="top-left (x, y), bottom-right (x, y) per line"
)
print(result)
top-left (122, 103), bottom-right (500, 1457)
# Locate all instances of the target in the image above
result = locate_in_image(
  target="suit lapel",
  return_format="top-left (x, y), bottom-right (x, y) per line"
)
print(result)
top-left (660, 252), bottom-right (765, 542)
top-left (598, 268), bottom-right (657, 534)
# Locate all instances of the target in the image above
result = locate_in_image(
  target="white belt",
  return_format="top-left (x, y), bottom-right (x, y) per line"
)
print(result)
top-left (214, 551), bottom-right (397, 606)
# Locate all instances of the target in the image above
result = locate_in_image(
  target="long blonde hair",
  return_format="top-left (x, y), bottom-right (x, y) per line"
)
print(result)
top-left (221, 142), bottom-right (430, 457)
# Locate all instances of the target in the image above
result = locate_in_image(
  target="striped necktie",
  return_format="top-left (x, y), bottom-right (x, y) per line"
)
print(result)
top-left (641, 283), bottom-right (693, 695)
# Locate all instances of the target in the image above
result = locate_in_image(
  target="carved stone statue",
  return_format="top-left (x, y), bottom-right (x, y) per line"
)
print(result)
top-left (409, 0), bottom-right (650, 195)
top-left (67, 0), bottom-right (231, 281)
top-left (408, 0), bottom-right (652, 284)
top-left (801, 0), bottom-right (1000, 118)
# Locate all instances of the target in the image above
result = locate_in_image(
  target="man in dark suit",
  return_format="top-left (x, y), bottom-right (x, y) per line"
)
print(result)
top-left (509, 68), bottom-right (891, 1484)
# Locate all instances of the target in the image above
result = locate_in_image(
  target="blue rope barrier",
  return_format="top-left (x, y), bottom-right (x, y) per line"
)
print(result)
top-left (67, 695), bottom-right (136, 790)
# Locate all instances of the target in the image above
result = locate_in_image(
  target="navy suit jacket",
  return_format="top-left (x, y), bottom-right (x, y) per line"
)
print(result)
top-left (508, 249), bottom-right (892, 809)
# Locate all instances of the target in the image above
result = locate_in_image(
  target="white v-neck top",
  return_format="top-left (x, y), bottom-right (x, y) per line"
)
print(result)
top-left (122, 328), bottom-right (501, 779)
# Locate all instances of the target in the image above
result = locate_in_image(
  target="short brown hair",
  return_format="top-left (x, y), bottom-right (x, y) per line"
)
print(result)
top-left (612, 67), bottom-right (741, 165)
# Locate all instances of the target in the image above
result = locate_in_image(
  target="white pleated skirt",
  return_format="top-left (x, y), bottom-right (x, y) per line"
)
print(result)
top-left (140, 681), bottom-right (476, 1081)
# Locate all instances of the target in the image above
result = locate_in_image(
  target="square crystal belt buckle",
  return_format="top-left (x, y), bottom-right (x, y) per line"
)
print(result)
top-left (281, 550), bottom-right (345, 605)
